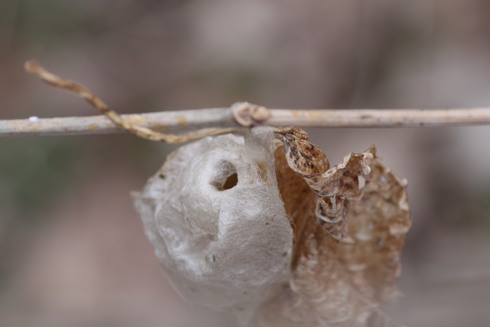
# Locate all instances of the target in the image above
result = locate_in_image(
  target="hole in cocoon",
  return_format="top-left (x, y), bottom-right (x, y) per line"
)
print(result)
top-left (210, 161), bottom-right (238, 191)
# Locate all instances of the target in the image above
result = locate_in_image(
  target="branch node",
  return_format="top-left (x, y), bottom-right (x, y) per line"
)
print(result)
top-left (232, 102), bottom-right (270, 127)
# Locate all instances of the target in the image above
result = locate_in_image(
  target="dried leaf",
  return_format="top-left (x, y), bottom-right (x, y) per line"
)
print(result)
top-left (259, 144), bottom-right (411, 327)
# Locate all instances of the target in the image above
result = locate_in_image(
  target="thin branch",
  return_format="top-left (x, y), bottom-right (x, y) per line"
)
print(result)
top-left (266, 107), bottom-right (490, 127)
top-left (3, 107), bottom-right (490, 137)
top-left (0, 109), bottom-right (237, 136)
top-left (22, 60), bottom-right (235, 143)
top-left (2, 60), bottom-right (490, 138)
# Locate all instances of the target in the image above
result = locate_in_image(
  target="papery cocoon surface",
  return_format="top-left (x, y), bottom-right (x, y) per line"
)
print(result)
top-left (133, 128), bottom-right (292, 325)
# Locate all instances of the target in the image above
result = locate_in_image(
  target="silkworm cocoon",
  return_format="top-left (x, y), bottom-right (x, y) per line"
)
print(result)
top-left (133, 128), bottom-right (292, 325)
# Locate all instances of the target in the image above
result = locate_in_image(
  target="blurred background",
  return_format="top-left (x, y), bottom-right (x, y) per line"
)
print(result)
top-left (1, 0), bottom-right (490, 326)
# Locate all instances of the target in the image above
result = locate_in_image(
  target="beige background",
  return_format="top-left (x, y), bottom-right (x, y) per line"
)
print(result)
top-left (1, 1), bottom-right (490, 326)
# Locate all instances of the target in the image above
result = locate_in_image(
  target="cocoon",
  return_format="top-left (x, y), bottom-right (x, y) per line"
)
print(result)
top-left (134, 127), bottom-right (411, 327)
top-left (133, 128), bottom-right (292, 325)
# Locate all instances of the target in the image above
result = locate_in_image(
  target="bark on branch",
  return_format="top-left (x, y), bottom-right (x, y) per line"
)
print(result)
top-left (2, 107), bottom-right (490, 137)
top-left (2, 60), bottom-right (490, 139)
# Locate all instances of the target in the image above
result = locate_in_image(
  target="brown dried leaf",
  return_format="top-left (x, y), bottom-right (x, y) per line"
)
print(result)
top-left (259, 144), bottom-right (411, 327)
top-left (274, 128), bottom-right (379, 242)
top-left (275, 127), bottom-right (330, 180)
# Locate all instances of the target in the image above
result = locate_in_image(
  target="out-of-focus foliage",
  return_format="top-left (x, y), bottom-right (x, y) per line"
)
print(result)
top-left (0, 138), bottom-right (79, 219)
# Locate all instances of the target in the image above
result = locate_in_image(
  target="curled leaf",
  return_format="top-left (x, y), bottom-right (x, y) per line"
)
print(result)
top-left (259, 143), bottom-right (411, 327)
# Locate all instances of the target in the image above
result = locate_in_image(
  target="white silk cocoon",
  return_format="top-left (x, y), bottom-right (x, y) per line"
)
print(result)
top-left (133, 128), bottom-right (292, 325)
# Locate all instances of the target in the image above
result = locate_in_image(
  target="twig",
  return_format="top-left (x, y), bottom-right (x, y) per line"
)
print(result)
top-left (22, 60), bottom-right (236, 143)
top-left (2, 107), bottom-right (490, 137)
top-left (267, 107), bottom-right (490, 127)
top-left (0, 109), bottom-right (237, 136)
top-left (2, 60), bottom-right (490, 138)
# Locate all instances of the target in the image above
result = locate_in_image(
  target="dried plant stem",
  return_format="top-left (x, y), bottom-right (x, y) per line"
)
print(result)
top-left (0, 109), bottom-right (236, 136)
top-left (267, 108), bottom-right (490, 127)
top-left (2, 60), bottom-right (490, 139)
top-left (3, 107), bottom-right (490, 138)
top-left (22, 60), bottom-right (235, 143)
